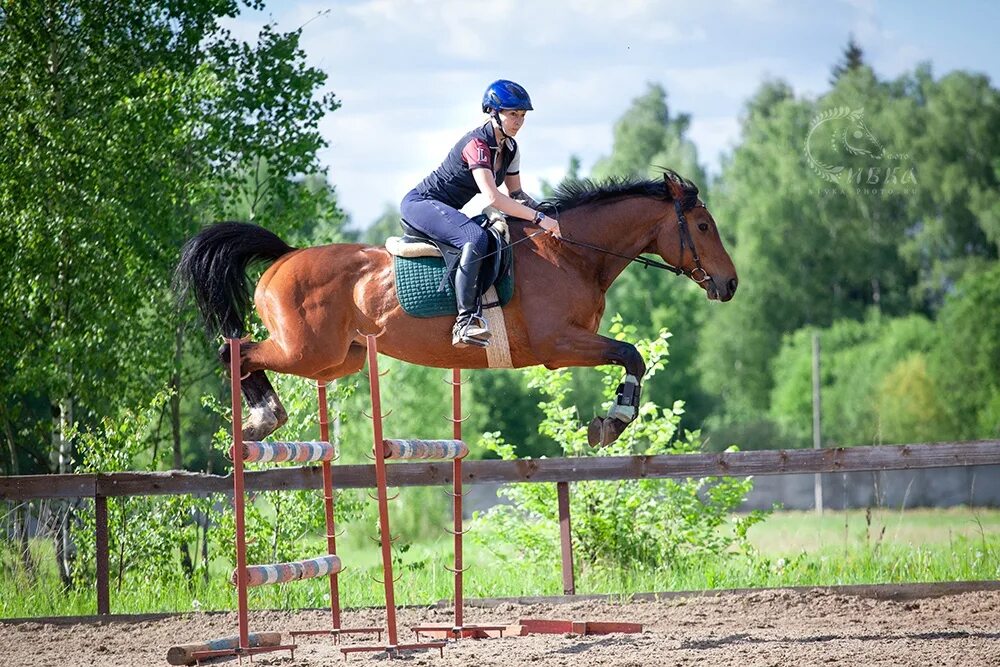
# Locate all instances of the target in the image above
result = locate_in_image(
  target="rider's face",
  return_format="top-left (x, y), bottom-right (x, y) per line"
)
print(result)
top-left (498, 109), bottom-right (527, 136)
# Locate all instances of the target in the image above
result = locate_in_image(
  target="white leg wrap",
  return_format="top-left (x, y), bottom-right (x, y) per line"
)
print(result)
top-left (608, 375), bottom-right (640, 423)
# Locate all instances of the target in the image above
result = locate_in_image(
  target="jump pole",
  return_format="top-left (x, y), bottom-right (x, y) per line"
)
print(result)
top-left (340, 334), bottom-right (447, 659)
top-left (452, 369), bottom-right (465, 630)
top-left (289, 380), bottom-right (382, 644)
top-left (411, 369), bottom-right (507, 641)
top-left (184, 338), bottom-right (297, 664)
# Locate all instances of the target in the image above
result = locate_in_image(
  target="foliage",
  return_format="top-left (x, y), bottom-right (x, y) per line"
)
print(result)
top-left (9, 507), bottom-right (999, 616)
top-left (769, 313), bottom-right (944, 446)
top-left (700, 63), bottom-right (1000, 438)
top-left (71, 392), bottom-right (219, 589)
top-left (928, 262), bottom-right (1000, 439)
top-left (472, 317), bottom-right (765, 571)
top-left (0, 0), bottom-right (346, 479)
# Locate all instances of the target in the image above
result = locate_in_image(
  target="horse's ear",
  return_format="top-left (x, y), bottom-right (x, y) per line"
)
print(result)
top-left (663, 171), bottom-right (685, 201)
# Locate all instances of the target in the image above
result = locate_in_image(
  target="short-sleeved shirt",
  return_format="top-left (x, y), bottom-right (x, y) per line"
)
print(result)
top-left (413, 122), bottom-right (519, 210)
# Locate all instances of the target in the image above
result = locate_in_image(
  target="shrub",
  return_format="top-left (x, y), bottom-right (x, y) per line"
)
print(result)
top-left (472, 316), bottom-right (765, 573)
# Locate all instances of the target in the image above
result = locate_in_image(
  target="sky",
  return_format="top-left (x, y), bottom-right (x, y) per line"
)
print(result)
top-left (223, 0), bottom-right (1000, 229)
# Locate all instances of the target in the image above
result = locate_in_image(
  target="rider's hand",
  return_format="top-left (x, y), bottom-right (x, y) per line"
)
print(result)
top-left (538, 215), bottom-right (561, 239)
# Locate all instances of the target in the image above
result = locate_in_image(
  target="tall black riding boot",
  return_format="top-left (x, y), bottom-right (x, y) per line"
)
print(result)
top-left (453, 242), bottom-right (491, 348)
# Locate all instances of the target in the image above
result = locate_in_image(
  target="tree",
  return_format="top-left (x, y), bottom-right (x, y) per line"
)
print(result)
top-left (582, 84), bottom-right (714, 427)
top-left (929, 263), bottom-right (1000, 439)
top-left (830, 36), bottom-right (865, 85)
top-left (0, 0), bottom-right (341, 586)
top-left (769, 313), bottom-right (943, 447)
top-left (591, 83), bottom-right (705, 184)
top-left (701, 63), bottom-right (1000, 446)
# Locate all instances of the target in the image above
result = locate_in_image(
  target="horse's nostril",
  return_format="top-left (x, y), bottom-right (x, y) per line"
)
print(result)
top-left (728, 278), bottom-right (738, 294)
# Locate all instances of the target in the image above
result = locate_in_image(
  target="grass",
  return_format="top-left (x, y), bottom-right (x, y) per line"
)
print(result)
top-left (2, 507), bottom-right (998, 619)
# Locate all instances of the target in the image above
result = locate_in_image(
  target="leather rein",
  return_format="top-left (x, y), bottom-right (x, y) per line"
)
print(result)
top-left (553, 199), bottom-right (710, 283)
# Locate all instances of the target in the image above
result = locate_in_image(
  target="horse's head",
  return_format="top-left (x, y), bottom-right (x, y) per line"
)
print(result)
top-left (653, 171), bottom-right (738, 302)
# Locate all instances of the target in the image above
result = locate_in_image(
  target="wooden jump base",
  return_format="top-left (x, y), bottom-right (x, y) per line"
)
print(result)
top-left (166, 631), bottom-right (282, 665)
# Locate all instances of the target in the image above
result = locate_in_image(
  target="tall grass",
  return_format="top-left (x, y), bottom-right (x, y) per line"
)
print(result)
top-left (3, 508), bottom-right (998, 618)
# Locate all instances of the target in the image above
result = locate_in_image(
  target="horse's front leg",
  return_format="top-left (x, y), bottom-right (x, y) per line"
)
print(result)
top-left (539, 329), bottom-right (646, 447)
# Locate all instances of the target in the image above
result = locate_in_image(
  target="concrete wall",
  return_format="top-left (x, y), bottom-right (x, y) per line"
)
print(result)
top-left (464, 465), bottom-right (1000, 518)
top-left (739, 465), bottom-right (1000, 511)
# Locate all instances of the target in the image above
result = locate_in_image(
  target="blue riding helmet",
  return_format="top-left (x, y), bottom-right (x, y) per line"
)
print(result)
top-left (481, 80), bottom-right (533, 113)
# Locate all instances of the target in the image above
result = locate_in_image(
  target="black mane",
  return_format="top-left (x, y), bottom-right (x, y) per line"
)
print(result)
top-left (541, 169), bottom-right (700, 213)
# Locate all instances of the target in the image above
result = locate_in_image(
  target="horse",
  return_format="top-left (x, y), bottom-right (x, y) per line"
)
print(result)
top-left (175, 170), bottom-right (738, 447)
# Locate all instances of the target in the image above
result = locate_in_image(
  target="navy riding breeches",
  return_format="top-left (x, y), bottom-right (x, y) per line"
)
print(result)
top-left (400, 189), bottom-right (489, 257)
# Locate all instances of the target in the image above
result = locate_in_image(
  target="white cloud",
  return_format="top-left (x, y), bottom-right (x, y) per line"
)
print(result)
top-left (216, 0), bottom-right (989, 227)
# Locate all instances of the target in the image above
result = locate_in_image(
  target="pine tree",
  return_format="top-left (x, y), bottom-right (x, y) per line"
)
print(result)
top-left (830, 36), bottom-right (866, 84)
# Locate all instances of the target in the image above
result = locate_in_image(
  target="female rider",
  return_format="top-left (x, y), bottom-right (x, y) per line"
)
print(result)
top-left (400, 79), bottom-right (560, 348)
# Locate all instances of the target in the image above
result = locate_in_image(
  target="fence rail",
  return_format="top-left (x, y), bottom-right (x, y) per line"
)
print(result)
top-left (3, 440), bottom-right (999, 501)
top-left (2, 439), bottom-right (998, 617)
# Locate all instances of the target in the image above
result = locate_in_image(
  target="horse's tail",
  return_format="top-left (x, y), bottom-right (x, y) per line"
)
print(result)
top-left (174, 221), bottom-right (295, 339)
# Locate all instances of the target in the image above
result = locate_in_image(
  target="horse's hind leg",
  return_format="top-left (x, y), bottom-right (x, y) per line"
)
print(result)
top-left (219, 341), bottom-right (288, 441)
top-left (241, 370), bottom-right (287, 440)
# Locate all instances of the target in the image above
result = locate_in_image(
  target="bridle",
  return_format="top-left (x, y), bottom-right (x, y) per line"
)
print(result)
top-left (554, 198), bottom-right (711, 284)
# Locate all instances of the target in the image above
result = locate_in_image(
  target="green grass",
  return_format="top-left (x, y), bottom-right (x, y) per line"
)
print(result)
top-left (3, 507), bottom-right (999, 618)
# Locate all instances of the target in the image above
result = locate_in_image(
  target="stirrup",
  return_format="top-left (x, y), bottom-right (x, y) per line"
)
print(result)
top-left (452, 316), bottom-right (491, 348)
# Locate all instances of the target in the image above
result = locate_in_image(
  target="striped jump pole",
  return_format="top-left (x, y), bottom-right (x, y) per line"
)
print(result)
top-left (187, 338), bottom-right (297, 664)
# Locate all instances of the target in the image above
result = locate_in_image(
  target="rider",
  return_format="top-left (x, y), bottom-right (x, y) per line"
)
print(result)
top-left (400, 79), bottom-right (561, 348)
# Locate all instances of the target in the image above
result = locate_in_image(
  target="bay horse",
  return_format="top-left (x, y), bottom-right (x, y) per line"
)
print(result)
top-left (175, 170), bottom-right (737, 447)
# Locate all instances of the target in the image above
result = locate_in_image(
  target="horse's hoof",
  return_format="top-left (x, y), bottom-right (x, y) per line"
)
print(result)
top-left (242, 410), bottom-right (278, 442)
top-left (587, 417), bottom-right (628, 447)
top-left (587, 417), bottom-right (610, 447)
top-left (267, 396), bottom-right (289, 430)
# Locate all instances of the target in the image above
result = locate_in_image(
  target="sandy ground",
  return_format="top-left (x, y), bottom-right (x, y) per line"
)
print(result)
top-left (3, 587), bottom-right (999, 667)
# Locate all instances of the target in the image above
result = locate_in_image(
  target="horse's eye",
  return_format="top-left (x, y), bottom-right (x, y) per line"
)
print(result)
top-left (698, 222), bottom-right (709, 232)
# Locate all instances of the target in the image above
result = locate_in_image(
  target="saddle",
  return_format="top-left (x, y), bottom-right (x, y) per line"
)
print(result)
top-left (386, 211), bottom-right (515, 319)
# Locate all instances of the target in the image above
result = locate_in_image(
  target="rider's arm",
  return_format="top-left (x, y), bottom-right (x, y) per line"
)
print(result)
top-left (504, 173), bottom-right (541, 209)
top-left (472, 168), bottom-right (560, 236)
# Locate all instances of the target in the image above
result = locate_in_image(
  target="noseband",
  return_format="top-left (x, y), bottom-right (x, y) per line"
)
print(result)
top-left (557, 198), bottom-right (711, 283)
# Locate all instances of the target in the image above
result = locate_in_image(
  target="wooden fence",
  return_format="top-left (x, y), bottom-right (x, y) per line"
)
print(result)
top-left (2, 440), bottom-right (998, 616)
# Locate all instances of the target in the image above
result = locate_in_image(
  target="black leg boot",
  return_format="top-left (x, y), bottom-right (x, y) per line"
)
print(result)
top-left (452, 242), bottom-right (491, 348)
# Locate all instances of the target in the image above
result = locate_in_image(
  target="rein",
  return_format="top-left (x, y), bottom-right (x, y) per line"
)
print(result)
top-left (557, 199), bottom-right (710, 283)
top-left (461, 199), bottom-right (711, 285)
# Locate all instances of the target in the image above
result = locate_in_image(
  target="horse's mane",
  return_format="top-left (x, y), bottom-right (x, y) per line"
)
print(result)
top-left (541, 169), bottom-right (700, 213)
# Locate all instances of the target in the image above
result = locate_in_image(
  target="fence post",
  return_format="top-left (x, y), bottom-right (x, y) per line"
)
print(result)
top-left (812, 332), bottom-right (824, 515)
top-left (95, 494), bottom-right (109, 615)
top-left (556, 481), bottom-right (575, 595)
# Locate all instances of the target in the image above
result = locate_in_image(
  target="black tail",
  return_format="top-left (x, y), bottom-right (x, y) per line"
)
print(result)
top-left (174, 221), bottom-right (295, 339)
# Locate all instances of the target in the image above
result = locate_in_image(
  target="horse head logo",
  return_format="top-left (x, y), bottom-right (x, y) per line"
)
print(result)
top-left (805, 107), bottom-right (884, 183)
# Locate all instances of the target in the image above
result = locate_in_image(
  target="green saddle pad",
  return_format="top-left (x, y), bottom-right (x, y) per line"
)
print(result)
top-left (394, 254), bottom-right (514, 318)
